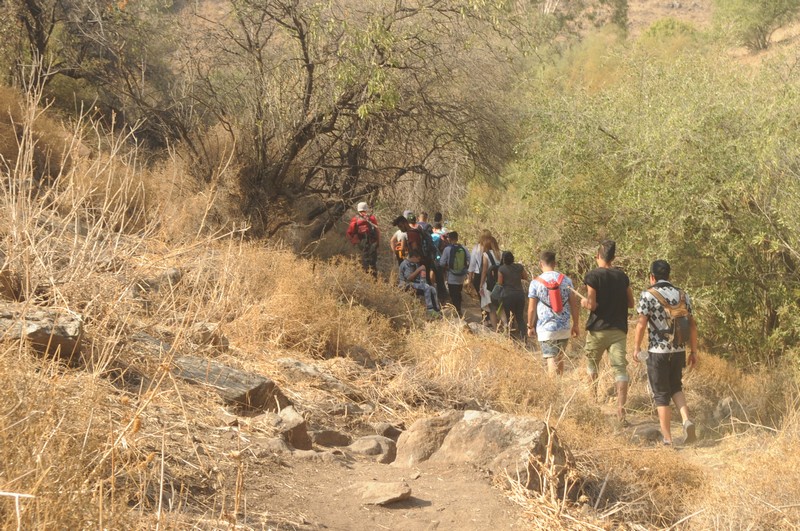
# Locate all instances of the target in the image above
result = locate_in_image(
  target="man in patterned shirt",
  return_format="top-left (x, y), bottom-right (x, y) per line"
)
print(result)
top-left (527, 251), bottom-right (580, 376)
top-left (633, 260), bottom-right (698, 446)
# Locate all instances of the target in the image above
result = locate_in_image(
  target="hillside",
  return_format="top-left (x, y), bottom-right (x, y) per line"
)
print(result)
top-left (3, 0), bottom-right (800, 529)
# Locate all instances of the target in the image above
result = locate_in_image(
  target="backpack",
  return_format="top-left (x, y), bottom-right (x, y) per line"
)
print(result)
top-left (534, 273), bottom-right (566, 313)
top-left (415, 228), bottom-right (438, 261)
top-left (485, 252), bottom-right (500, 291)
top-left (448, 245), bottom-right (468, 276)
top-left (647, 288), bottom-right (691, 349)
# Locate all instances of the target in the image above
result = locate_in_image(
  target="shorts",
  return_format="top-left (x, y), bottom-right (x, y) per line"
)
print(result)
top-left (540, 339), bottom-right (568, 359)
top-left (646, 351), bottom-right (686, 406)
top-left (584, 329), bottom-right (629, 382)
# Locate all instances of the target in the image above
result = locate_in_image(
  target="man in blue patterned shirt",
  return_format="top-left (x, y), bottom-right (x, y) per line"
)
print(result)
top-left (527, 251), bottom-right (580, 376)
top-left (633, 260), bottom-right (698, 446)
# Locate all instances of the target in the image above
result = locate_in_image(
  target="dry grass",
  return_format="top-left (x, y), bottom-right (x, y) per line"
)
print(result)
top-left (2, 80), bottom-right (800, 529)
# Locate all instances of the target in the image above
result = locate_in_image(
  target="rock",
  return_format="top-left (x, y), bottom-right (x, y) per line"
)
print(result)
top-left (294, 449), bottom-right (346, 463)
top-left (348, 435), bottom-right (397, 464)
top-left (393, 410), bottom-right (463, 467)
top-left (310, 430), bottom-right (352, 447)
top-left (173, 356), bottom-right (290, 412)
top-left (254, 437), bottom-right (293, 457)
top-left (395, 410), bottom-right (572, 492)
top-left (276, 358), bottom-right (360, 399)
top-left (373, 422), bottom-right (404, 441)
top-left (631, 425), bottom-right (663, 444)
top-left (0, 303), bottom-right (82, 360)
top-left (190, 322), bottom-right (229, 351)
top-left (278, 406), bottom-right (313, 450)
top-left (358, 481), bottom-right (412, 506)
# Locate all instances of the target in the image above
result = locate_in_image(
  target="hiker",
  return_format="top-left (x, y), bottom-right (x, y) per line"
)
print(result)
top-left (431, 221), bottom-right (448, 261)
top-left (439, 231), bottom-right (470, 317)
top-left (527, 251), bottom-right (580, 376)
top-left (479, 235), bottom-right (503, 330)
top-left (391, 214), bottom-right (444, 296)
top-left (633, 260), bottom-right (698, 446)
top-left (398, 250), bottom-right (441, 316)
top-left (468, 230), bottom-right (492, 296)
top-left (496, 251), bottom-right (529, 341)
top-left (389, 227), bottom-right (408, 266)
top-left (581, 240), bottom-right (634, 424)
top-left (417, 211), bottom-right (432, 234)
top-left (346, 202), bottom-right (380, 278)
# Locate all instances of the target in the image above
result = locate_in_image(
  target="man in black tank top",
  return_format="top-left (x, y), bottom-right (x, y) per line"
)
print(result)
top-left (581, 240), bottom-right (634, 425)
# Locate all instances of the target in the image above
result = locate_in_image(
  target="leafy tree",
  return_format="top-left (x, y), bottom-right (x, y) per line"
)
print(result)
top-left (714, 0), bottom-right (800, 51)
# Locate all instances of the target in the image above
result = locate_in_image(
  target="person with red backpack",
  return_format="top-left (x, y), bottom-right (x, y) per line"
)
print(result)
top-left (346, 202), bottom-right (380, 278)
top-left (527, 251), bottom-right (580, 376)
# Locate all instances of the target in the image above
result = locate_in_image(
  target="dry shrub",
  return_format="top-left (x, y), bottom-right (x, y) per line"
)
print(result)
top-left (0, 344), bottom-right (134, 529)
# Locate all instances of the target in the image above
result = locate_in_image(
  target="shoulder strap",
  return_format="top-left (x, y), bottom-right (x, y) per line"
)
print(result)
top-left (647, 287), bottom-right (675, 310)
top-left (487, 252), bottom-right (497, 267)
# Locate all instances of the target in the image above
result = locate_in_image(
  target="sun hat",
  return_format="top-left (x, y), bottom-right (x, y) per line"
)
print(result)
top-left (402, 209), bottom-right (413, 218)
top-left (357, 201), bottom-right (369, 212)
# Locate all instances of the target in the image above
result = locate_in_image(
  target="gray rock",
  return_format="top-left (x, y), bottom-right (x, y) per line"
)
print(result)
top-left (359, 481), bottom-right (412, 506)
top-left (254, 437), bottom-right (293, 457)
top-left (373, 422), bottom-right (404, 441)
top-left (395, 410), bottom-right (572, 492)
top-left (631, 425), bottom-right (663, 444)
top-left (0, 303), bottom-right (83, 360)
top-left (714, 397), bottom-right (746, 423)
top-left (276, 358), bottom-right (360, 399)
top-left (348, 435), bottom-right (397, 464)
top-left (311, 430), bottom-right (352, 447)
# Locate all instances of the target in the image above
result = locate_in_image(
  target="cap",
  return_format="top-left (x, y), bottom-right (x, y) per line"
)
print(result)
top-left (357, 201), bottom-right (369, 212)
top-left (392, 215), bottom-right (408, 227)
top-left (402, 210), bottom-right (413, 219)
top-left (407, 214), bottom-right (417, 223)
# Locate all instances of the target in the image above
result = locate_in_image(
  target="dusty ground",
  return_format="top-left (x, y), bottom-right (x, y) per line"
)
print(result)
top-left (628, 0), bottom-right (714, 37)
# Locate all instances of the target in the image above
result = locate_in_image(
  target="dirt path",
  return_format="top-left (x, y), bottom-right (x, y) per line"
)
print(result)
top-left (234, 457), bottom-right (526, 530)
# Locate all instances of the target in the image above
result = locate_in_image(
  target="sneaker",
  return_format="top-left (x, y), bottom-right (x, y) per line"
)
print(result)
top-left (426, 310), bottom-right (442, 319)
top-left (662, 439), bottom-right (673, 447)
top-left (683, 420), bottom-right (697, 444)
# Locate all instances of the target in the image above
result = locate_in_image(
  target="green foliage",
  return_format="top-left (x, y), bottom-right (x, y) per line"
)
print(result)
top-left (714, 0), bottom-right (800, 51)
top-left (461, 35), bottom-right (800, 365)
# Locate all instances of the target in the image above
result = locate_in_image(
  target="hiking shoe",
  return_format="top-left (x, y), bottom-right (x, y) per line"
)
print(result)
top-left (683, 420), bottom-right (697, 445)
top-left (426, 310), bottom-right (442, 319)
top-left (662, 439), bottom-right (673, 448)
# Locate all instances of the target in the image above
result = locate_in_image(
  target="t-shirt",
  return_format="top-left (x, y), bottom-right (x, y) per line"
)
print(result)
top-left (398, 259), bottom-right (426, 288)
top-left (498, 263), bottom-right (525, 294)
top-left (636, 281), bottom-right (693, 353)
top-left (468, 243), bottom-right (483, 275)
top-left (529, 271), bottom-right (574, 341)
top-left (439, 245), bottom-right (470, 285)
top-left (583, 267), bottom-right (630, 332)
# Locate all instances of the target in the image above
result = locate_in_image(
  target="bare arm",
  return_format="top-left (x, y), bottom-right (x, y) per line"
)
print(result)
top-left (633, 314), bottom-right (648, 364)
top-left (527, 297), bottom-right (538, 336)
top-left (581, 285), bottom-right (598, 311)
top-left (626, 286), bottom-right (635, 308)
top-left (687, 315), bottom-right (698, 368)
top-left (569, 291), bottom-right (580, 337)
top-left (480, 255), bottom-right (488, 293)
top-left (497, 270), bottom-right (504, 286)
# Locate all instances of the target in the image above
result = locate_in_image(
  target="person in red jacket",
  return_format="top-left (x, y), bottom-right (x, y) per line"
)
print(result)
top-left (346, 202), bottom-right (380, 278)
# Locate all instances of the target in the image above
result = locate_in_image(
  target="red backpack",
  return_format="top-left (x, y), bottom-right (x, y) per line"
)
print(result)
top-left (535, 273), bottom-right (565, 313)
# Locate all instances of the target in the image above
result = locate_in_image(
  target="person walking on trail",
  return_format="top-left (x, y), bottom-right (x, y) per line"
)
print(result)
top-left (497, 251), bottom-right (529, 341)
top-left (581, 240), bottom-right (634, 425)
top-left (395, 213), bottom-right (447, 303)
top-left (389, 227), bottom-right (408, 266)
top-left (346, 202), bottom-right (380, 278)
top-left (439, 231), bottom-right (469, 317)
top-left (398, 250), bottom-right (441, 316)
top-left (468, 230), bottom-right (492, 297)
top-left (528, 251), bottom-right (581, 376)
top-left (633, 260), bottom-right (698, 446)
top-left (479, 235), bottom-right (503, 331)
top-left (417, 211), bottom-right (432, 234)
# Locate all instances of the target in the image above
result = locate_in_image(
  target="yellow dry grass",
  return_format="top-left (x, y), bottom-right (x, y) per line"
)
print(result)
top-left (1, 81), bottom-right (800, 529)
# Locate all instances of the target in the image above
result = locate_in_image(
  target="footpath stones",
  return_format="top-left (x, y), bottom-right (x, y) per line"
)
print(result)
top-left (358, 480), bottom-right (412, 506)
top-left (395, 410), bottom-right (572, 491)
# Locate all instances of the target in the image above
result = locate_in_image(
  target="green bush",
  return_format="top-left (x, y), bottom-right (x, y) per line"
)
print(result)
top-left (714, 0), bottom-right (800, 51)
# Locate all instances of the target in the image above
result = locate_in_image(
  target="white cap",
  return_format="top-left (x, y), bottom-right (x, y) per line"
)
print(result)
top-left (357, 201), bottom-right (369, 212)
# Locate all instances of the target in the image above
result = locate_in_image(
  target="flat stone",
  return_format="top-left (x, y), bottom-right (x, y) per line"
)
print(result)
top-left (359, 481), bottom-right (412, 506)
top-left (311, 430), bottom-right (352, 447)
top-left (278, 406), bottom-right (312, 450)
top-left (348, 435), bottom-right (396, 464)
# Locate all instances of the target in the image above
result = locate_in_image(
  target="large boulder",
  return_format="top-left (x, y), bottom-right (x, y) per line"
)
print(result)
top-left (395, 410), bottom-right (572, 492)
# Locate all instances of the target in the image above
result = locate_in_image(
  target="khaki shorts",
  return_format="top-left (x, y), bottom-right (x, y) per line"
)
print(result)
top-left (584, 329), bottom-right (629, 382)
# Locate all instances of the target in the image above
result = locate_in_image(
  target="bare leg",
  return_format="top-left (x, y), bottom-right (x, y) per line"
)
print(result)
top-left (657, 404), bottom-right (673, 443)
top-left (547, 354), bottom-right (565, 377)
top-left (616, 381), bottom-right (628, 422)
top-left (672, 391), bottom-right (690, 423)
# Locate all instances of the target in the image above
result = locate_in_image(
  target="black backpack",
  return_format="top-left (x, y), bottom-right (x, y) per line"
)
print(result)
top-left (485, 252), bottom-right (500, 290)
top-left (415, 228), bottom-right (438, 261)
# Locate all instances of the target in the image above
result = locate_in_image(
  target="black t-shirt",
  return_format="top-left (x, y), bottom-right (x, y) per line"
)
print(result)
top-left (584, 267), bottom-right (630, 332)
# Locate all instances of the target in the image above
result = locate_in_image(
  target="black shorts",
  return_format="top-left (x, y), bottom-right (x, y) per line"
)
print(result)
top-left (646, 351), bottom-right (686, 407)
